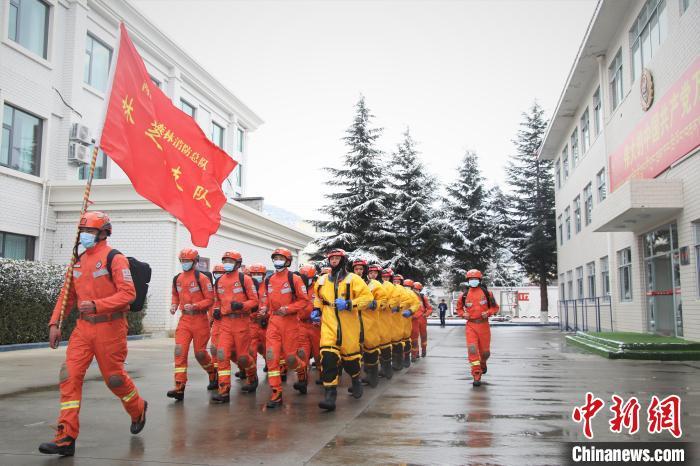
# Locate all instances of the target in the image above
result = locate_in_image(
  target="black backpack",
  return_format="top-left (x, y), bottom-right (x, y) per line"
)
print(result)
top-left (172, 269), bottom-right (213, 296)
top-left (462, 283), bottom-right (497, 309)
top-left (105, 249), bottom-right (151, 312)
top-left (264, 270), bottom-right (297, 300)
top-left (212, 271), bottom-right (250, 300)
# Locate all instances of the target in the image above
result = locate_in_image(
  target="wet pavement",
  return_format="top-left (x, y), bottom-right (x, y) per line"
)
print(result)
top-left (0, 326), bottom-right (698, 465)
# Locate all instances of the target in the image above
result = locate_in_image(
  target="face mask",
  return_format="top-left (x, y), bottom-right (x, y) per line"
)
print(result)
top-left (79, 232), bottom-right (97, 249)
top-left (182, 261), bottom-right (194, 272)
top-left (468, 279), bottom-right (480, 288)
top-left (223, 263), bottom-right (235, 272)
top-left (273, 259), bottom-right (286, 270)
top-left (252, 274), bottom-right (264, 282)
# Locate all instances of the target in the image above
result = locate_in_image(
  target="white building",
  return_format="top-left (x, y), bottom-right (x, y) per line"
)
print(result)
top-left (539, 0), bottom-right (699, 339)
top-left (0, 0), bottom-right (312, 332)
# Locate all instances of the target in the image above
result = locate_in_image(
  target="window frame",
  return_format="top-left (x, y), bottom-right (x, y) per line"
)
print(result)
top-left (586, 261), bottom-right (596, 298)
top-left (570, 129), bottom-right (579, 168)
top-left (601, 256), bottom-right (611, 297)
top-left (576, 266), bottom-right (584, 299)
top-left (617, 247), bottom-right (633, 302)
top-left (1, 103), bottom-right (43, 176)
top-left (629, 0), bottom-right (667, 82)
top-left (574, 196), bottom-right (582, 234)
top-left (84, 33), bottom-right (113, 92)
top-left (580, 108), bottom-right (590, 154)
top-left (562, 145), bottom-right (569, 179)
top-left (558, 214), bottom-right (563, 246)
top-left (8, 0), bottom-right (50, 59)
top-left (78, 148), bottom-right (107, 180)
top-left (180, 99), bottom-right (196, 118)
top-left (211, 121), bottom-right (225, 148)
top-left (584, 183), bottom-right (593, 226)
top-left (596, 168), bottom-right (607, 202)
top-left (237, 127), bottom-right (245, 153)
top-left (555, 158), bottom-right (561, 189)
top-left (565, 206), bottom-right (571, 240)
top-left (609, 49), bottom-right (624, 111)
top-left (567, 270), bottom-right (574, 300)
top-left (593, 87), bottom-right (602, 135)
top-left (0, 231), bottom-right (36, 260)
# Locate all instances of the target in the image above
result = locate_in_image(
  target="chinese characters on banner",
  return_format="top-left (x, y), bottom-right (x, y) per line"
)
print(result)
top-left (608, 57), bottom-right (700, 193)
top-left (572, 392), bottom-right (682, 439)
top-left (100, 23), bottom-right (236, 247)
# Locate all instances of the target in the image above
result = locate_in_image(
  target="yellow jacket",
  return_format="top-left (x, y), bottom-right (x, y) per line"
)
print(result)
top-left (367, 278), bottom-right (388, 310)
top-left (314, 272), bottom-right (373, 311)
top-left (381, 280), bottom-right (401, 311)
top-left (399, 285), bottom-right (421, 315)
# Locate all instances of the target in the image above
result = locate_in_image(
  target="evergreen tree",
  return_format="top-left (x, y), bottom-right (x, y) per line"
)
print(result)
top-left (485, 186), bottom-right (523, 287)
top-left (312, 96), bottom-right (394, 259)
top-left (386, 129), bottom-right (443, 283)
top-left (442, 150), bottom-right (493, 290)
top-left (504, 102), bottom-right (556, 312)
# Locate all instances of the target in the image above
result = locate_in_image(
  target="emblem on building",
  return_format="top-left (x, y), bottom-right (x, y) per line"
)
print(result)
top-left (640, 68), bottom-right (654, 111)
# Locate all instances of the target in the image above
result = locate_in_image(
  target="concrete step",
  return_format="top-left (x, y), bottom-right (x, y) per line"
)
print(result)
top-left (566, 334), bottom-right (700, 360)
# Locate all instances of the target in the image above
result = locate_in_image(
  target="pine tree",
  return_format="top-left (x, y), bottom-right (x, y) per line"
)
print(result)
top-left (385, 129), bottom-right (443, 283)
top-left (311, 96), bottom-right (394, 259)
top-left (442, 150), bottom-right (493, 290)
top-left (485, 186), bottom-right (523, 287)
top-left (505, 101), bottom-right (556, 312)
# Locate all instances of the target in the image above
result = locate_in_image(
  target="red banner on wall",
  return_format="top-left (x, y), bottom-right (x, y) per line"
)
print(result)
top-left (609, 57), bottom-right (700, 192)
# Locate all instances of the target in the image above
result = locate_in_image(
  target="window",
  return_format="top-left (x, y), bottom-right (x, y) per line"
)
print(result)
top-left (584, 183), bottom-right (593, 226)
top-left (234, 163), bottom-right (242, 188)
top-left (237, 127), bottom-right (245, 152)
top-left (574, 196), bottom-right (582, 233)
top-left (597, 168), bottom-right (607, 202)
top-left (565, 207), bottom-right (571, 240)
top-left (609, 49), bottom-right (624, 110)
top-left (576, 267), bottom-right (584, 299)
top-left (630, 0), bottom-right (668, 82)
top-left (567, 270), bottom-right (573, 300)
top-left (8, 0), bottom-right (49, 58)
top-left (562, 145), bottom-right (569, 179)
top-left (593, 87), bottom-right (602, 135)
top-left (580, 108), bottom-right (590, 153)
top-left (211, 122), bottom-right (224, 148)
top-left (150, 75), bottom-right (161, 88)
top-left (0, 231), bottom-right (35, 260)
top-left (682, 0), bottom-right (696, 14)
top-left (180, 99), bottom-right (196, 118)
top-left (560, 273), bottom-right (566, 300)
top-left (601, 256), bottom-right (610, 297)
top-left (586, 262), bottom-right (596, 298)
top-left (555, 159), bottom-right (561, 189)
top-left (84, 34), bottom-right (112, 92)
top-left (78, 149), bottom-right (107, 180)
top-left (2, 103), bottom-right (42, 176)
top-left (570, 129), bottom-right (579, 168)
top-left (618, 248), bottom-right (633, 301)
top-left (558, 215), bottom-right (563, 246)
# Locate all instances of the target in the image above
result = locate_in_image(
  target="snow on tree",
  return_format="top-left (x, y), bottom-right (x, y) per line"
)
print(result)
top-left (485, 185), bottom-right (524, 287)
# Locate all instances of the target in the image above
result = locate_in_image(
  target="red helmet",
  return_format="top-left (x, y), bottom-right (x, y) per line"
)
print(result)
top-left (321, 266), bottom-right (332, 275)
top-left (352, 259), bottom-right (368, 267)
top-left (271, 247), bottom-right (293, 266)
top-left (222, 251), bottom-right (242, 262)
top-left (393, 274), bottom-right (404, 283)
top-left (381, 268), bottom-right (394, 276)
top-left (79, 211), bottom-right (112, 234)
top-left (368, 264), bottom-right (382, 273)
top-left (248, 263), bottom-right (267, 274)
top-left (413, 282), bottom-right (423, 291)
top-left (326, 248), bottom-right (347, 259)
top-left (299, 264), bottom-right (316, 279)
top-left (403, 279), bottom-right (414, 287)
top-left (179, 248), bottom-right (199, 261)
top-left (466, 269), bottom-right (483, 280)
top-left (213, 264), bottom-right (225, 273)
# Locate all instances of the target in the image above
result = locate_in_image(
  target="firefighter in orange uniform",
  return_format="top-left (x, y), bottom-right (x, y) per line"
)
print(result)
top-left (39, 211), bottom-right (147, 456)
top-left (297, 264), bottom-right (321, 384)
top-left (167, 249), bottom-right (216, 401)
top-left (259, 248), bottom-right (309, 408)
top-left (411, 282), bottom-right (431, 360)
top-left (207, 264), bottom-right (225, 390)
top-left (211, 251), bottom-right (260, 403)
top-left (248, 263), bottom-right (268, 371)
top-left (455, 269), bottom-right (499, 386)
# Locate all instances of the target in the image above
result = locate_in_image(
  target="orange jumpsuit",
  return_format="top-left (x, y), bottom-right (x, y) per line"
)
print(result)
top-left (214, 271), bottom-right (259, 394)
top-left (297, 281), bottom-right (321, 370)
top-left (260, 270), bottom-right (309, 393)
top-left (456, 288), bottom-right (499, 380)
top-left (49, 241), bottom-right (146, 440)
top-left (171, 271), bottom-right (216, 389)
top-left (249, 280), bottom-right (268, 363)
top-left (411, 294), bottom-right (430, 358)
top-left (208, 300), bottom-right (220, 373)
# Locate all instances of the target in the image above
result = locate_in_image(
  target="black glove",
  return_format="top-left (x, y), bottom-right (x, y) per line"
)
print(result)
top-left (231, 301), bottom-right (244, 311)
top-left (213, 309), bottom-right (222, 320)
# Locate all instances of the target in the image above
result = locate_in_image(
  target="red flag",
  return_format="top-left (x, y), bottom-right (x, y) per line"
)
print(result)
top-left (100, 23), bottom-right (236, 247)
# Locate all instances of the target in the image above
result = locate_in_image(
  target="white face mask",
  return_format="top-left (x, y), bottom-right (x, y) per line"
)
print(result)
top-left (273, 259), bottom-right (286, 270)
top-left (468, 279), bottom-right (480, 288)
top-left (252, 274), bottom-right (264, 282)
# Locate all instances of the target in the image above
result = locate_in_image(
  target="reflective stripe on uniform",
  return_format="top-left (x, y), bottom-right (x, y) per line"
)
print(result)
top-left (60, 400), bottom-right (80, 410)
top-left (470, 360), bottom-right (481, 366)
top-left (267, 370), bottom-right (281, 377)
top-left (218, 370), bottom-right (231, 376)
top-left (174, 367), bottom-right (187, 373)
top-left (122, 390), bottom-right (137, 403)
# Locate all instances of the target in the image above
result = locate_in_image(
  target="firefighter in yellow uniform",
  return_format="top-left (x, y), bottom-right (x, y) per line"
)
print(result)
top-left (382, 269), bottom-right (405, 372)
top-left (374, 265), bottom-right (398, 379)
top-left (392, 275), bottom-right (421, 369)
top-left (315, 249), bottom-right (373, 411)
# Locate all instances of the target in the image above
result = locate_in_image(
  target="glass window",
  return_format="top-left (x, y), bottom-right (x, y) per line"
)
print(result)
top-left (560, 277), bottom-right (566, 301)
top-left (629, 0), bottom-right (668, 82)
top-left (0, 231), bottom-right (35, 260)
top-left (558, 215), bottom-right (563, 246)
top-left (618, 247), bottom-right (633, 301)
top-left (587, 262), bottom-right (596, 298)
top-left (574, 196), bottom-right (582, 233)
top-left (555, 159), bottom-right (561, 189)
top-left (1, 103), bottom-right (42, 176)
top-left (150, 75), bottom-right (161, 88)
top-left (570, 129), bottom-right (579, 168)
top-left (601, 256), bottom-right (610, 296)
top-left (576, 267), bottom-right (584, 299)
top-left (584, 183), bottom-right (593, 226)
top-left (180, 99), bottom-right (196, 118)
top-left (580, 109), bottom-right (590, 154)
top-left (565, 207), bottom-right (571, 240)
top-left (562, 146), bottom-right (569, 179)
top-left (593, 87), bottom-right (602, 135)
top-left (8, 0), bottom-right (49, 59)
top-left (237, 127), bottom-right (245, 152)
top-left (681, 0), bottom-right (695, 14)
top-left (78, 148), bottom-right (107, 180)
top-left (211, 122), bottom-right (224, 148)
top-left (567, 270), bottom-right (573, 300)
top-left (84, 34), bottom-right (112, 92)
top-left (609, 49), bottom-right (624, 110)
top-left (596, 168), bottom-right (607, 202)
top-left (234, 163), bottom-right (242, 188)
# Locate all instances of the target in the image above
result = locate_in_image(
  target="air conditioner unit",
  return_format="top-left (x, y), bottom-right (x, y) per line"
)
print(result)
top-left (68, 142), bottom-right (91, 165)
top-left (70, 123), bottom-right (92, 144)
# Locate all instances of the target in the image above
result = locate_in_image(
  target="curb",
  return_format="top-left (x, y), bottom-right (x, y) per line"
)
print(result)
top-left (0, 334), bottom-right (152, 353)
top-left (427, 321), bottom-right (559, 327)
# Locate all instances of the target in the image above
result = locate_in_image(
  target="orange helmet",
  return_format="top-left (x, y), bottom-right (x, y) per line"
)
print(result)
top-left (213, 264), bottom-right (225, 273)
top-left (321, 266), bottom-right (332, 275)
top-left (179, 248), bottom-right (199, 261)
top-left (248, 263), bottom-right (267, 274)
top-left (271, 247), bottom-right (293, 266)
top-left (368, 264), bottom-right (382, 273)
top-left (79, 211), bottom-right (112, 234)
top-left (393, 274), bottom-right (404, 282)
top-left (466, 269), bottom-right (483, 280)
top-left (326, 248), bottom-right (346, 259)
top-left (413, 282), bottom-right (423, 291)
top-left (241, 265), bottom-right (250, 276)
top-left (299, 264), bottom-right (317, 279)
top-left (222, 251), bottom-right (242, 262)
top-left (403, 279), bottom-right (414, 287)
top-left (382, 268), bottom-right (394, 277)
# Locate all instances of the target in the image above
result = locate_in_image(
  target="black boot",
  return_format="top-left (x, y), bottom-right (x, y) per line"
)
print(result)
top-left (350, 377), bottom-right (363, 399)
top-left (210, 392), bottom-right (230, 404)
top-left (392, 352), bottom-right (403, 372)
top-left (130, 400), bottom-right (148, 434)
top-left (39, 435), bottom-right (75, 456)
top-left (293, 379), bottom-right (308, 395)
top-left (318, 387), bottom-right (337, 411)
top-left (366, 364), bottom-right (379, 388)
top-left (382, 360), bottom-right (393, 380)
top-left (241, 376), bottom-right (259, 393)
top-left (403, 353), bottom-right (411, 368)
top-left (166, 384), bottom-right (185, 401)
top-left (207, 375), bottom-right (218, 391)
top-left (266, 389), bottom-right (283, 408)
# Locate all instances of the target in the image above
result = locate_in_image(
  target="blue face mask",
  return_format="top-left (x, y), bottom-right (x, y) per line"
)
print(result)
top-left (223, 263), bottom-right (235, 272)
top-left (273, 259), bottom-right (286, 270)
top-left (181, 261), bottom-right (194, 272)
top-left (468, 279), bottom-right (480, 288)
top-left (79, 232), bottom-right (97, 249)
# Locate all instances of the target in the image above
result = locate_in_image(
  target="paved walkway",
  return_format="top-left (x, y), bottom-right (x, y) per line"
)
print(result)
top-left (0, 326), bottom-right (698, 465)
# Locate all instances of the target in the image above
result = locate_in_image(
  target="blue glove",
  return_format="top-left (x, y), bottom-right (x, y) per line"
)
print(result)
top-left (402, 310), bottom-right (412, 318)
top-left (391, 306), bottom-right (400, 313)
top-left (310, 308), bottom-right (321, 323)
top-left (335, 298), bottom-right (350, 311)
top-left (368, 300), bottom-right (377, 310)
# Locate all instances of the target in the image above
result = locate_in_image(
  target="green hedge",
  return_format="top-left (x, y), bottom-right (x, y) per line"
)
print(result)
top-left (0, 258), bottom-right (144, 345)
